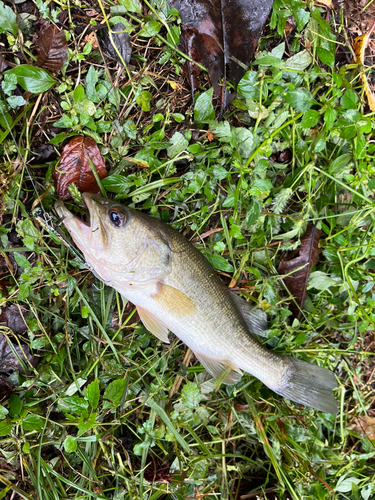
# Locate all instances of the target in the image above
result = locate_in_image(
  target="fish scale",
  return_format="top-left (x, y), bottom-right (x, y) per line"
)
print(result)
top-left (55, 193), bottom-right (338, 413)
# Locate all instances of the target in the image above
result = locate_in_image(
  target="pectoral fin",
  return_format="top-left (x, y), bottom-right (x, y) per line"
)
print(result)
top-left (136, 306), bottom-right (170, 343)
top-left (193, 351), bottom-right (243, 385)
top-left (152, 283), bottom-right (196, 317)
top-left (230, 292), bottom-right (268, 337)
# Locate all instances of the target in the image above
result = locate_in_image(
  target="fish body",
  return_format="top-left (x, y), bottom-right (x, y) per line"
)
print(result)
top-left (55, 193), bottom-right (337, 413)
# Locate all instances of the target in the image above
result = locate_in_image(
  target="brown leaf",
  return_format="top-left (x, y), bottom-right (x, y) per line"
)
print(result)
top-left (349, 416), bottom-right (375, 440)
top-left (35, 23), bottom-right (68, 72)
top-left (53, 136), bottom-right (107, 200)
top-left (353, 20), bottom-right (375, 112)
top-left (0, 333), bottom-right (38, 375)
top-left (0, 377), bottom-right (15, 398)
top-left (0, 54), bottom-right (8, 73)
top-left (277, 226), bottom-right (322, 318)
top-left (170, 0), bottom-right (273, 98)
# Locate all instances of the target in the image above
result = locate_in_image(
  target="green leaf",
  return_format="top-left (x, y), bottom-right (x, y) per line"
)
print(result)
top-left (237, 71), bottom-right (259, 100)
top-left (285, 50), bottom-right (312, 71)
top-left (0, 1), bottom-right (18, 36)
top-left (245, 199), bottom-right (262, 228)
top-left (0, 420), bottom-right (12, 436)
top-left (139, 20), bottom-right (161, 37)
top-left (118, 0), bottom-right (142, 14)
top-left (85, 379), bottom-right (100, 409)
top-left (136, 90), bottom-right (152, 112)
top-left (250, 179), bottom-right (273, 196)
top-left (85, 65), bottom-right (98, 102)
top-left (73, 84), bottom-right (85, 103)
top-left (316, 46), bottom-right (335, 70)
top-left (324, 107), bottom-right (337, 130)
top-left (181, 382), bottom-right (201, 409)
top-left (9, 394), bottom-right (22, 418)
top-left (13, 252), bottom-right (31, 269)
top-left (58, 395), bottom-right (89, 414)
top-left (64, 436), bottom-right (77, 453)
top-left (167, 131), bottom-right (189, 158)
top-left (341, 89), bottom-right (358, 110)
top-left (300, 109), bottom-right (320, 129)
top-left (329, 153), bottom-right (353, 174)
top-left (205, 254), bottom-right (234, 273)
top-left (4, 65), bottom-right (56, 93)
top-left (235, 128), bottom-right (253, 158)
top-left (22, 414), bottom-right (44, 431)
top-left (102, 174), bottom-right (134, 193)
top-left (0, 406), bottom-right (8, 420)
top-left (18, 282), bottom-right (31, 301)
top-left (194, 88), bottom-right (215, 123)
top-left (78, 412), bottom-right (96, 434)
top-left (254, 56), bottom-right (285, 68)
top-left (335, 476), bottom-right (361, 493)
top-left (103, 379), bottom-right (126, 406)
top-left (308, 271), bottom-right (339, 291)
top-left (284, 89), bottom-right (314, 112)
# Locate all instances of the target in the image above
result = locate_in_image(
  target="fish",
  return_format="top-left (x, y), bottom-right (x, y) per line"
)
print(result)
top-left (55, 193), bottom-right (338, 414)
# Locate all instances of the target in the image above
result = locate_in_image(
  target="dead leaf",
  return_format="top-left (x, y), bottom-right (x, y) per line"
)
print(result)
top-left (349, 416), bottom-right (375, 440)
top-left (170, 0), bottom-right (274, 98)
top-left (353, 20), bottom-right (375, 112)
top-left (0, 377), bottom-right (15, 398)
top-left (277, 226), bottom-right (322, 318)
top-left (53, 136), bottom-right (107, 200)
top-left (0, 305), bottom-right (28, 335)
top-left (313, 0), bottom-right (334, 9)
top-left (0, 333), bottom-right (38, 375)
top-left (0, 54), bottom-right (8, 73)
top-left (99, 23), bottom-right (132, 67)
top-left (35, 23), bottom-right (68, 72)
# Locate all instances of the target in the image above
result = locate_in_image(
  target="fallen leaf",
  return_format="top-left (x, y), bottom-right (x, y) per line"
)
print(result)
top-left (0, 54), bottom-right (8, 72)
top-left (35, 23), bottom-right (68, 72)
top-left (0, 304), bottom-right (28, 335)
top-left (313, 0), bottom-right (334, 8)
top-left (353, 20), bottom-right (375, 112)
top-left (99, 23), bottom-right (132, 67)
top-left (0, 333), bottom-right (38, 374)
top-left (170, 0), bottom-right (274, 100)
top-left (349, 416), bottom-right (375, 441)
top-left (53, 136), bottom-right (107, 200)
top-left (277, 226), bottom-right (322, 318)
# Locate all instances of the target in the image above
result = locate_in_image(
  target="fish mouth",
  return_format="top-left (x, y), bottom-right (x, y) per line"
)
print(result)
top-left (55, 193), bottom-right (108, 250)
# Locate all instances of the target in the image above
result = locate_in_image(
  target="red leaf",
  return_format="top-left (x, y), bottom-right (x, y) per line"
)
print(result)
top-left (277, 226), bottom-right (322, 318)
top-left (53, 136), bottom-right (107, 200)
top-left (170, 0), bottom-right (273, 97)
top-left (35, 23), bottom-right (68, 72)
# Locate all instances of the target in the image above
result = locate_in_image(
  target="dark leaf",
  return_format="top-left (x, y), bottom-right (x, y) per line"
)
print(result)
top-left (170, 0), bottom-right (274, 96)
top-left (53, 136), bottom-right (107, 200)
top-left (99, 23), bottom-right (132, 67)
top-left (0, 54), bottom-right (8, 72)
top-left (0, 304), bottom-right (28, 335)
top-left (277, 226), bottom-right (322, 318)
top-left (35, 23), bottom-right (68, 72)
top-left (0, 377), bottom-right (15, 398)
top-left (0, 333), bottom-right (39, 375)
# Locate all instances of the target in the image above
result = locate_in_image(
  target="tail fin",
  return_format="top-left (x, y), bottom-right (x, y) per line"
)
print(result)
top-left (276, 358), bottom-right (338, 414)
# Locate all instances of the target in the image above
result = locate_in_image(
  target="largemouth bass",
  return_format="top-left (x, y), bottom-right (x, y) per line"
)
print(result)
top-left (55, 193), bottom-right (337, 413)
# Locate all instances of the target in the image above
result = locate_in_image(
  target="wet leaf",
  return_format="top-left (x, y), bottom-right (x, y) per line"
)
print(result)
top-left (205, 253), bottom-right (234, 273)
top-left (64, 436), bottom-right (77, 453)
top-left (4, 65), bottom-right (56, 93)
top-left (0, 333), bottom-right (38, 375)
top-left (277, 226), bottom-right (322, 318)
top-left (99, 23), bottom-right (132, 67)
top-left (35, 23), bottom-right (68, 72)
top-left (171, 0), bottom-right (274, 97)
top-left (353, 23), bottom-right (375, 112)
top-left (53, 136), bottom-right (107, 200)
top-left (0, 304), bottom-right (28, 335)
top-left (0, 1), bottom-right (18, 37)
top-left (0, 54), bottom-right (8, 72)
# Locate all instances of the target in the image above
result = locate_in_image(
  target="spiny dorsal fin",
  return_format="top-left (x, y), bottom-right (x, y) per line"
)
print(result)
top-left (230, 292), bottom-right (268, 337)
top-left (137, 306), bottom-right (170, 343)
top-left (194, 351), bottom-right (243, 385)
top-left (152, 283), bottom-right (196, 317)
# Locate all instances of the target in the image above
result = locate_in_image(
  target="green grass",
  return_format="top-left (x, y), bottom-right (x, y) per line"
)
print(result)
top-left (1, 0), bottom-right (375, 499)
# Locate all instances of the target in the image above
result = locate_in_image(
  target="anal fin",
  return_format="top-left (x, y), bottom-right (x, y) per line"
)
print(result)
top-left (137, 306), bottom-right (170, 343)
top-left (193, 351), bottom-right (242, 385)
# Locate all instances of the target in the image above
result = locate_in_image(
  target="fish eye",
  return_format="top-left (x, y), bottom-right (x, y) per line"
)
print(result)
top-left (108, 208), bottom-right (125, 227)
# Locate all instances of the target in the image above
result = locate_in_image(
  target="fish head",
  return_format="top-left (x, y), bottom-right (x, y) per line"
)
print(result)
top-left (55, 193), bottom-right (172, 287)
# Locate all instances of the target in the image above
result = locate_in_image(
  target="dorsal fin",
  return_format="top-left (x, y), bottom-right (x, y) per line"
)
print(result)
top-left (230, 292), bottom-right (268, 337)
